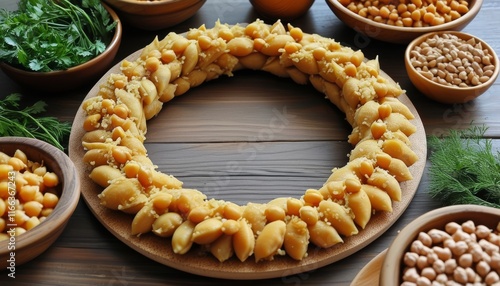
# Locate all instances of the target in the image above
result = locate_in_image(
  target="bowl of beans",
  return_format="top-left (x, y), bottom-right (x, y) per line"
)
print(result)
top-left (102, 0), bottom-right (206, 30)
top-left (326, 0), bottom-right (483, 44)
top-left (405, 31), bottom-right (498, 104)
top-left (380, 205), bottom-right (500, 285)
top-left (0, 137), bottom-right (80, 269)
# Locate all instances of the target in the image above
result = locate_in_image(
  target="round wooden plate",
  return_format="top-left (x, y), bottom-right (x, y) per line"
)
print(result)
top-left (69, 44), bottom-right (427, 280)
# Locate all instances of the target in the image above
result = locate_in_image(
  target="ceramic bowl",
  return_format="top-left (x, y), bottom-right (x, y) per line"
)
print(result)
top-left (102, 0), bottom-right (206, 30)
top-left (380, 205), bottom-right (500, 285)
top-left (0, 3), bottom-right (122, 93)
top-left (405, 31), bottom-right (498, 104)
top-left (250, 0), bottom-right (315, 21)
top-left (326, 0), bottom-right (482, 44)
top-left (0, 137), bottom-right (80, 269)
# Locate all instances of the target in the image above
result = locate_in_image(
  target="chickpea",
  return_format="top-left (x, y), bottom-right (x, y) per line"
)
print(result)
top-left (418, 231), bottom-right (433, 247)
top-left (485, 271), bottom-right (500, 285)
top-left (458, 253), bottom-right (473, 268)
top-left (43, 193), bottom-right (59, 209)
top-left (339, 0), bottom-right (469, 27)
top-left (404, 252), bottom-right (419, 267)
top-left (0, 150), bottom-right (61, 240)
top-left (409, 33), bottom-right (495, 88)
top-left (432, 259), bottom-right (445, 274)
top-left (401, 220), bottom-right (500, 285)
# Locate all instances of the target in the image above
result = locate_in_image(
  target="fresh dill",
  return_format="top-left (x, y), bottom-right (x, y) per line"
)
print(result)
top-left (427, 125), bottom-right (500, 208)
top-left (0, 94), bottom-right (71, 151)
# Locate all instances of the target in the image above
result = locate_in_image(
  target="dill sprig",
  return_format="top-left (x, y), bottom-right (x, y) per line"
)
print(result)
top-left (0, 94), bottom-right (71, 151)
top-left (427, 125), bottom-right (500, 208)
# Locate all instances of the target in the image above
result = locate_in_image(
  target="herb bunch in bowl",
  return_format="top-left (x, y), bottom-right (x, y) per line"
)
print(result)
top-left (0, 0), bottom-right (117, 72)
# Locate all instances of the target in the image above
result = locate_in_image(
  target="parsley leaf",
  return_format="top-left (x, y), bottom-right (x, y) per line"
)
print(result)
top-left (0, 0), bottom-right (117, 72)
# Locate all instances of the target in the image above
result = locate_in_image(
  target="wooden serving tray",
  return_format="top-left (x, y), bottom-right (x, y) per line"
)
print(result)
top-left (69, 46), bottom-right (426, 280)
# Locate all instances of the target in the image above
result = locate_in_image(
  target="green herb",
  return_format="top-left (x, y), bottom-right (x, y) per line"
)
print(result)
top-left (0, 0), bottom-right (117, 72)
top-left (0, 94), bottom-right (71, 151)
top-left (427, 125), bottom-right (500, 208)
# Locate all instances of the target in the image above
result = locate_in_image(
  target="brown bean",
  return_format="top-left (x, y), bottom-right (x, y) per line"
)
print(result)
top-left (410, 33), bottom-right (495, 88)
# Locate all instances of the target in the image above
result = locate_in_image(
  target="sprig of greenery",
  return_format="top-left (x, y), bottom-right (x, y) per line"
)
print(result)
top-left (0, 0), bottom-right (117, 72)
top-left (0, 94), bottom-right (71, 151)
top-left (427, 125), bottom-right (500, 208)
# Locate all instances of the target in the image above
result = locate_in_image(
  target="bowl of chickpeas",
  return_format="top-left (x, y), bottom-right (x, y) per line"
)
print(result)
top-left (326, 0), bottom-right (483, 44)
top-left (102, 0), bottom-right (206, 30)
top-left (405, 31), bottom-right (498, 104)
top-left (380, 205), bottom-right (500, 285)
top-left (0, 137), bottom-right (80, 269)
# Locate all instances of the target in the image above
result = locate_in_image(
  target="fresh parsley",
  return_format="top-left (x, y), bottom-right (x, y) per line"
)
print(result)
top-left (0, 94), bottom-right (71, 151)
top-left (0, 0), bottom-right (117, 72)
top-left (427, 125), bottom-right (500, 208)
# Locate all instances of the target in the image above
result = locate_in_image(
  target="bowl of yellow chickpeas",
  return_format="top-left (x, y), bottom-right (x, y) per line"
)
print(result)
top-left (102, 0), bottom-right (206, 30)
top-left (0, 137), bottom-right (80, 269)
top-left (326, 0), bottom-right (483, 44)
top-left (380, 205), bottom-right (500, 285)
top-left (405, 31), bottom-right (499, 104)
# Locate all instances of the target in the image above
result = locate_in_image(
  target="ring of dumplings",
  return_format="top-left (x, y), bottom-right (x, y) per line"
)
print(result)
top-left (80, 19), bottom-right (419, 263)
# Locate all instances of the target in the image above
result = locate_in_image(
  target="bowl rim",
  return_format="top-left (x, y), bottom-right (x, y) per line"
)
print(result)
top-left (328, 0), bottom-right (483, 33)
top-left (404, 30), bottom-right (499, 91)
top-left (0, 2), bottom-right (122, 76)
top-left (104, 0), bottom-right (201, 8)
top-left (249, 0), bottom-right (316, 20)
top-left (0, 137), bottom-right (80, 254)
top-left (381, 204), bottom-right (500, 284)
top-left (102, 0), bottom-right (206, 18)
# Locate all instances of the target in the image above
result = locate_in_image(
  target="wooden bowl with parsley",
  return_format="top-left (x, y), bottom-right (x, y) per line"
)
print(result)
top-left (0, 0), bottom-right (122, 93)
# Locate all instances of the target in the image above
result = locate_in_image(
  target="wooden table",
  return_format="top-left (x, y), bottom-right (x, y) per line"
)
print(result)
top-left (1, 0), bottom-right (499, 285)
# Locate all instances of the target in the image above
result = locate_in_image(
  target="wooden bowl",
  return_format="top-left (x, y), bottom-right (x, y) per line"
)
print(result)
top-left (0, 137), bottom-right (80, 269)
top-left (102, 0), bottom-right (206, 30)
top-left (326, 0), bottom-right (483, 44)
top-left (0, 4), bottom-right (122, 93)
top-left (405, 31), bottom-right (499, 104)
top-left (250, 0), bottom-right (315, 21)
top-left (380, 205), bottom-right (500, 285)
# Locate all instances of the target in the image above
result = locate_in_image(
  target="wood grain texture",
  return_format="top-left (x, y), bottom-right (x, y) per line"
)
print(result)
top-left (68, 46), bottom-right (426, 279)
top-left (145, 70), bottom-right (351, 143)
top-left (0, 0), bottom-right (499, 284)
